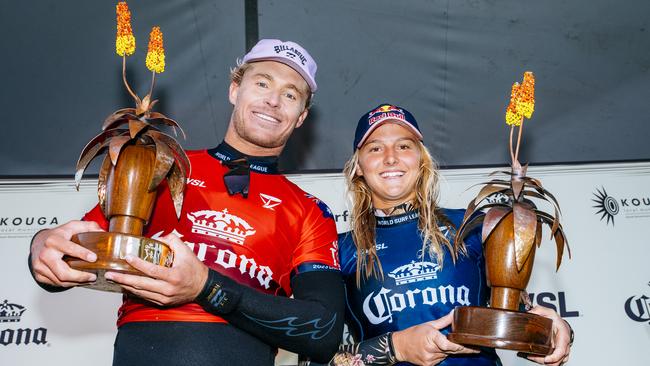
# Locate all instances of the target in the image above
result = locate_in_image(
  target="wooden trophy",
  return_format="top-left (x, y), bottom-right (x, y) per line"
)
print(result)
top-left (64, 11), bottom-right (190, 292)
top-left (447, 72), bottom-right (570, 355)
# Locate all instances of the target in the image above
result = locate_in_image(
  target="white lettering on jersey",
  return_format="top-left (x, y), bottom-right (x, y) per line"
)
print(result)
top-left (363, 285), bottom-right (470, 324)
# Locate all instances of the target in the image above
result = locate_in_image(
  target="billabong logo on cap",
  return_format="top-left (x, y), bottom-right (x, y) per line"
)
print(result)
top-left (273, 45), bottom-right (307, 66)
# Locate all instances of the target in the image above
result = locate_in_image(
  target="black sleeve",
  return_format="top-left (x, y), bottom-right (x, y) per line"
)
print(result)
top-left (196, 269), bottom-right (345, 363)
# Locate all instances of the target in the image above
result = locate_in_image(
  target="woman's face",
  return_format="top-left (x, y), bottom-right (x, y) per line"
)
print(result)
top-left (356, 123), bottom-right (422, 209)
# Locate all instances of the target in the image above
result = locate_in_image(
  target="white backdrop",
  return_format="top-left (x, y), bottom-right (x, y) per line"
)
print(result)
top-left (2, 162), bottom-right (649, 365)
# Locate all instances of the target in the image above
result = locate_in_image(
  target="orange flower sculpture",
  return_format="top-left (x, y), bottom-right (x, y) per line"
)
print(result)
top-left (455, 71), bottom-right (569, 277)
top-left (146, 26), bottom-right (165, 73)
top-left (75, 1), bottom-right (189, 219)
top-left (115, 2), bottom-right (135, 56)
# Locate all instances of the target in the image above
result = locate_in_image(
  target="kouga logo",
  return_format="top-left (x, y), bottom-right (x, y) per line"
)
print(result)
top-left (624, 283), bottom-right (650, 324)
top-left (0, 300), bottom-right (48, 346)
top-left (0, 216), bottom-right (60, 239)
top-left (592, 187), bottom-right (650, 226)
top-left (187, 209), bottom-right (256, 245)
top-left (592, 187), bottom-right (619, 226)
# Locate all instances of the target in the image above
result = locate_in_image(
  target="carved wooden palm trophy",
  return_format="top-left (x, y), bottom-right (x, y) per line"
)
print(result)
top-left (447, 72), bottom-right (570, 355)
top-left (64, 3), bottom-right (190, 292)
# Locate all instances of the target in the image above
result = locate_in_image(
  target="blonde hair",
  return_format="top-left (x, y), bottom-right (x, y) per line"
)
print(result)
top-left (230, 62), bottom-right (313, 109)
top-left (343, 141), bottom-right (467, 286)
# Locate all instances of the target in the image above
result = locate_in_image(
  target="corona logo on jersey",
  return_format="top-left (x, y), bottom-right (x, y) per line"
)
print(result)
top-left (387, 261), bottom-right (440, 285)
top-left (187, 209), bottom-right (256, 245)
top-left (363, 258), bottom-right (469, 326)
top-left (367, 104), bottom-right (405, 125)
top-left (363, 285), bottom-right (471, 325)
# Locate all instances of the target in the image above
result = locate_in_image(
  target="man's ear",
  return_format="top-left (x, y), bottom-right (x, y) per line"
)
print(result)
top-left (228, 81), bottom-right (239, 106)
top-left (295, 107), bottom-right (309, 128)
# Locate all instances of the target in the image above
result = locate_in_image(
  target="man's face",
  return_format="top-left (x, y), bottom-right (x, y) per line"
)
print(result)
top-left (226, 61), bottom-right (310, 155)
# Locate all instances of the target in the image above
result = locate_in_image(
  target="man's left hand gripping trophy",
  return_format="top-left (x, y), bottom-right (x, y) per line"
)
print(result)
top-left (65, 2), bottom-right (190, 292)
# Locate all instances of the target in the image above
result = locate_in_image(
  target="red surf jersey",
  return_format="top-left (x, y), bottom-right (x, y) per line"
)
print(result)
top-left (83, 149), bottom-right (340, 326)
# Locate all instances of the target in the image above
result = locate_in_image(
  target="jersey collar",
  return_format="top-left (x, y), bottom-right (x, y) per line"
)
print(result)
top-left (375, 210), bottom-right (419, 227)
top-left (208, 141), bottom-right (279, 174)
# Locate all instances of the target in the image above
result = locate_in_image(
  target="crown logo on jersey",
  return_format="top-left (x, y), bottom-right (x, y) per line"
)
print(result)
top-left (0, 300), bottom-right (26, 323)
top-left (387, 261), bottom-right (440, 285)
top-left (187, 209), bottom-right (256, 245)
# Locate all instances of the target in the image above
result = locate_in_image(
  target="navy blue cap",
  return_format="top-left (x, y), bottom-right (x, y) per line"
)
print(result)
top-left (353, 103), bottom-right (423, 149)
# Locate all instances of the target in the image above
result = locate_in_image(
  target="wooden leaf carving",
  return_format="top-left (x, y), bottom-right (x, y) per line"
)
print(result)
top-left (108, 136), bottom-right (131, 166)
top-left (474, 184), bottom-right (510, 207)
top-left (128, 119), bottom-right (149, 139)
top-left (97, 155), bottom-right (112, 216)
top-left (149, 139), bottom-right (175, 192)
top-left (167, 163), bottom-right (186, 219)
top-left (513, 202), bottom-right (537, 271)
top-left (482, 206), bottom-right (511, 242)
top-left (146, 130), bottom-right (191, 177)
top-left (75, 129), bottom-right (126, 189)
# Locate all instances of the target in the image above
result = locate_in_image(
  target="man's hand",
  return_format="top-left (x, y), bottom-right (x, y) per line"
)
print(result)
top-left (104, 233), bottom-right (208, 307)
top-left (392, 311), bottom-right (479, 366)
top-left (518, 305), bottom-right (573, 365)
top-left (30, 220), bottom-right (103, 287)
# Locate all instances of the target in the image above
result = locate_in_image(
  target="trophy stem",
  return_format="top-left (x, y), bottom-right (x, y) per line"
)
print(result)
top-left (490, 287), bottom-right (521, 310)
top-left (110, 215), bottom-right (145, 236)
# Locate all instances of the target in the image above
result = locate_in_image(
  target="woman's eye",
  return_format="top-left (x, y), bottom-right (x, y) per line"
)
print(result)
top-left (285, 92), bottom-right (296, 100)
top-left (256, 81), bottom-right (268, 88)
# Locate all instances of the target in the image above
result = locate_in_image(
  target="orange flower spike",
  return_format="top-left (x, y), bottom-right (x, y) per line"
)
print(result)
top-left (506, 82), bottom-right (523, 126)
top-left (517, 71), bottom-right (535, 119)
top-left (115, 2), bottom-right (136, 57)
top-left (145, 26), bottom-right (165, 73)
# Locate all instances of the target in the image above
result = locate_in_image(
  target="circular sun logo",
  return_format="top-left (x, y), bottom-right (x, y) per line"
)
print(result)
top-left (592, 187), bottom-right (618, 226)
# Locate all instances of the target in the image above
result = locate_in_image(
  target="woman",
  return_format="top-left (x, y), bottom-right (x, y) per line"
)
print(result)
top-left (323, 104), bottom-right (573, 366)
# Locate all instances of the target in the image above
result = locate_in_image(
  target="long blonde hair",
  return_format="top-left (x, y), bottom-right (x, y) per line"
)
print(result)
top-left (343, 141), bottom-right (467, 286)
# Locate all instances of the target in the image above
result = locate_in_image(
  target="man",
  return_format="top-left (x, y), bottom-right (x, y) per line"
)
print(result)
top-left (29, 39), bottom-right (344, 366)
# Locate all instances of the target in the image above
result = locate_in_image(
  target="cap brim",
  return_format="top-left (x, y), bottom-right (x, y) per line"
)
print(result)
top-left (356, 118), bottom-right (423, 148)
top-left (244, 56), bottom-right (317, 93)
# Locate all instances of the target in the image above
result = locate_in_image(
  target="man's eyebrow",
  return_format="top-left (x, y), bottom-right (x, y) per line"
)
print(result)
top-left (253, 72), bottom-right (273, 80)
top-left (252, 72), bottom-right (307, 97)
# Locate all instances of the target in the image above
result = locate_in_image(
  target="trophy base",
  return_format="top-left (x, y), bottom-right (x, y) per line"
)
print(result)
top-left (448, 306), bottom-right (553, 355)
top-left (64, 232), bottom-right (174, 293)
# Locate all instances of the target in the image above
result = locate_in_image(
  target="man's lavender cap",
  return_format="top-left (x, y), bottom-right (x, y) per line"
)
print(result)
top-left (242, 39), bottom-right (318, 93)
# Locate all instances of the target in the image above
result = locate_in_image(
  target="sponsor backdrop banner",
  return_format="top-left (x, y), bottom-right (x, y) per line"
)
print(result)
top-left (2, 162), bottom-right (649, 365)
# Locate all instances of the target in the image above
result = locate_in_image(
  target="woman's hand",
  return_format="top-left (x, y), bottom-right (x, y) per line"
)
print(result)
top-left (391, 311), bottom-right (479, 366)
top-left (518, 305), bottom-right (573, 365)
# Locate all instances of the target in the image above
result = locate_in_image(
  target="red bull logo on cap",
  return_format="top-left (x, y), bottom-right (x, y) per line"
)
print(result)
top-left (368, 104), bottom-right (406, 125)
top-left (368, 104), bottom-right (403, 117)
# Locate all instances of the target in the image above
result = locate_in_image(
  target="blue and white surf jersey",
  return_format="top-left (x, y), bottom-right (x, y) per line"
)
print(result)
top-left (339, 208), bottom-right (500, 366)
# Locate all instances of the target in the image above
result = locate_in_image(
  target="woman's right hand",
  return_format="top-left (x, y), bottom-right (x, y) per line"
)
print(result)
top-left (391, 311), bottom-right (479, 366)
top-left (30, 220), bottom-right (103, 287)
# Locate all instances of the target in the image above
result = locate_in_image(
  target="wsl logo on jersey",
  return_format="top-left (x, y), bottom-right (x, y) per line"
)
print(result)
top-left (0, 300), bottom-right (48, 346)
top-left (387, 261), bottom-right (440, 285)
top-left (187, 209), bottom-right (256, 245)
